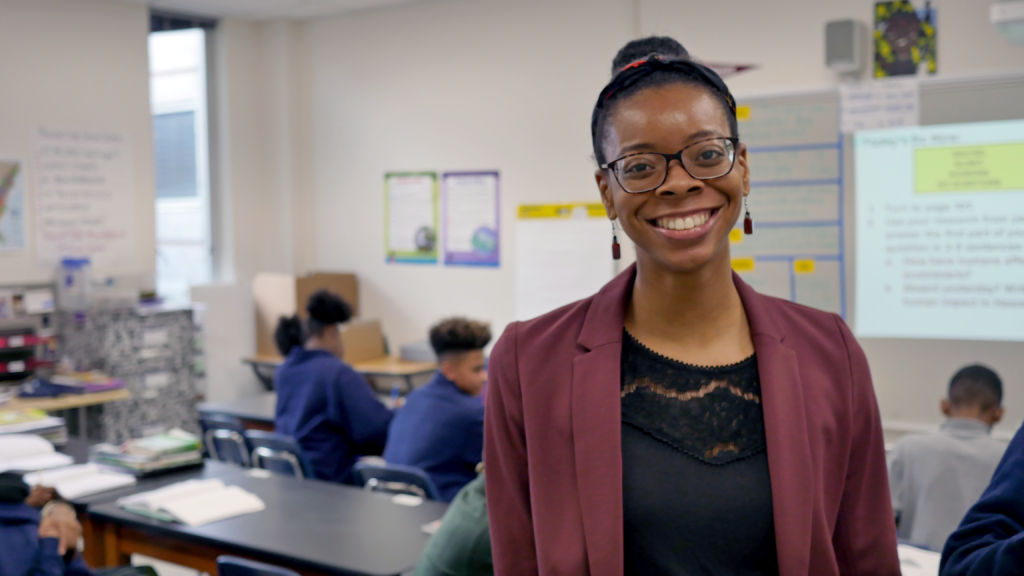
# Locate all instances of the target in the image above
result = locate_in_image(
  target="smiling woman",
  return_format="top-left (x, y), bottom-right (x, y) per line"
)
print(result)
top-left (484, 37), bottom-right (902, 576)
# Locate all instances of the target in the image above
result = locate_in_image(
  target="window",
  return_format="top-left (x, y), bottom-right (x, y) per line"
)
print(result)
top-left (149, 23), bottom-right (213, 304)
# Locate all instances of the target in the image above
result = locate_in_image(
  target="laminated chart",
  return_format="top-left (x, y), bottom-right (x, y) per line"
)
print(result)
top-left (732, 97), bottom-right (845, 316)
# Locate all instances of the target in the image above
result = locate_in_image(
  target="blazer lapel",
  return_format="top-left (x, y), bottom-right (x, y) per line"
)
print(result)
top-left (572, 265), bottom-right (635, 576)
top-left (735, 274), bottom-right (814, 575)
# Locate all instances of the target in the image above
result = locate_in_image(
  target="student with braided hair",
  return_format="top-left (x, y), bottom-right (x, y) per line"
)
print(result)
top-left (484, 36), bottom-right (900, 575)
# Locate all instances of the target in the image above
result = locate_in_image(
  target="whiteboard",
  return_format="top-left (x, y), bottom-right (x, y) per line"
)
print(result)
top-left (737, 71), bottom-right (1024, 434)
top-left (514, 204), bottom-right (615, 321)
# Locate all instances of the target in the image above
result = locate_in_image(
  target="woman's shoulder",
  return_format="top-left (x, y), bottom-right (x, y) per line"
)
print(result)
top-left (745, 289), bottom-right (855, 350)
top-left (498, 294), bottom-right (598, 352)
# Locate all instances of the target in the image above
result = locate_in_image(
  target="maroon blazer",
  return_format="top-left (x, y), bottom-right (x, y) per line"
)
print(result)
top-left (484, 265), bottom-right (900, 575)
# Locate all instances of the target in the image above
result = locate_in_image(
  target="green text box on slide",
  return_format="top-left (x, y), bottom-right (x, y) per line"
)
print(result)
top-left (915, 143), bottom-right (1024, 193)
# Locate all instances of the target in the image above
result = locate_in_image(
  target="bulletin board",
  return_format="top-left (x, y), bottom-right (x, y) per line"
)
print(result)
top-left (732, 92), bottom-right (845, 316)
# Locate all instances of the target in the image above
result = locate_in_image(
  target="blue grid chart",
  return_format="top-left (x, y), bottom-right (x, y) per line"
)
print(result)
top-left (731, 98), bottom-right (846, 317)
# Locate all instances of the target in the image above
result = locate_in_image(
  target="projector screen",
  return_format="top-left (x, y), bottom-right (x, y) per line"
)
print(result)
top-left (855, 119), bottom-right (1024, 341)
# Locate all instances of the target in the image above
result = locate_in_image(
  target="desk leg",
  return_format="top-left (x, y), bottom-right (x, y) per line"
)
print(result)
top-left (78, 406), bottom-right (87, 439)
top-left (249, 364), bottom-right (276, 391)
top-left (404, 375), bottom-right (415, 393)
top-left (102, 522), bottom-right (130, 567)
top-left (80, 513), bottom-right (103, 568)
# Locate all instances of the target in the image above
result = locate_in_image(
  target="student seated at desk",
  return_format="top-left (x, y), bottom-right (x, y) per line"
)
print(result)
top-left (0, 473), bottom-right (90, 576)
top-left (888, 364), bottom-right (1007, 552)
top-left (274, 290), bottom-right (393, 484)
top-left (383, 318), bottom-right (490, 501)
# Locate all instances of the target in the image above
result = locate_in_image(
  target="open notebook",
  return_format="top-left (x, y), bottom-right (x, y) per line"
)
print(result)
top-left (116, 478), bottom-right (266, 527)
top-left (0, 434), bottom-right (74, 473)
top-left (23, 463), bottom-right (137, 499)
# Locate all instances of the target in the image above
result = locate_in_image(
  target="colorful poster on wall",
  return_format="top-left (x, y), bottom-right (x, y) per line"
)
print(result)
top-left (34, 127), bottom-right (136, 266)
top-left (385, 172), bottom-right (438, 264)
top-left (875, 0), bottom-right (937, 78)
top-left (0, 159), bottom-right (26, 253)
top-left (442, 171), bottom-right (499, 267)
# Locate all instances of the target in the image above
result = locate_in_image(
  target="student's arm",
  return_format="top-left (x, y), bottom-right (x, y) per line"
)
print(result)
top-left (940, 426), bottom-right (1024, 576)
top-left (832, 317), bottom-right (901, 576)
top-left (484, 323), bottom-right (538, 575)
top-left (460, 408), bottom-right (484, 467)
top-left (27, 502), bottom-right (85, 576)
top-left (887, 442), bottom-right (905, 528)
top-left (331, 366), bottom-right (393, 448)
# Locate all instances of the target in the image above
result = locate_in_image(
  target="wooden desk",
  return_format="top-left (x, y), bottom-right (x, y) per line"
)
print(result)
top-left (88, 461), bottom-right (448, 576)
top-left (243, 355), bottom-right (436, 392)
top-left (8, 389), bottom-right (132, 439)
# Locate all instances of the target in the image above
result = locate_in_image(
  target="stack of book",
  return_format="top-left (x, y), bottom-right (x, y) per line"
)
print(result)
top-left (0, 408), bottom-right (68, 446)
top-left (91, 429), bottom-right (203, 474)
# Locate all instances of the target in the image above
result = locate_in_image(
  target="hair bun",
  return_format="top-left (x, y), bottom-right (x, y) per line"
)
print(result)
top-left (306, 289), bottom-right (353, 324)
top-left (612, 36), bottom-right (690, 75)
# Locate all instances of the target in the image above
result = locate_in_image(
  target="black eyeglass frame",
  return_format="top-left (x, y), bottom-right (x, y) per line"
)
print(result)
top-left (600, 137), bottom-right (741, 194)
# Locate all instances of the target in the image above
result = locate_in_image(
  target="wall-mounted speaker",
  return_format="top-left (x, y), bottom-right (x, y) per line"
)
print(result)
top-left (825, 19), bottom-right (865, 73)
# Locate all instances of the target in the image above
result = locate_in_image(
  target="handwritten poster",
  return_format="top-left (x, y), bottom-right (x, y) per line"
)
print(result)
top-left (443, 171), bottom-right (500, 267)
top-left (0, 158), bottom-right (26, 253)
top-left (839, 78), bottom-right (919, 134)
top-left (34, 127), bottom-right (135, 266)
top-left (385, 172), bottom-right (438, 264)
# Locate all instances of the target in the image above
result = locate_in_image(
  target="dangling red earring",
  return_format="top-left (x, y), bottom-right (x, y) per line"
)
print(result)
top-left (743, 196), bottom-right (753, 235)
top-left (611, 221), bottom-right (621, 260)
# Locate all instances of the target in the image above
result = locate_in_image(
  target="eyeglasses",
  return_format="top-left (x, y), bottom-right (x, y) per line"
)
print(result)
top-left (601, 137), bottom-right (739, 194)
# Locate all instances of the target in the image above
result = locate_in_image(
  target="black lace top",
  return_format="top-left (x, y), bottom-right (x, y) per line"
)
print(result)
top-left (621, 331), bottom-right (779, 575)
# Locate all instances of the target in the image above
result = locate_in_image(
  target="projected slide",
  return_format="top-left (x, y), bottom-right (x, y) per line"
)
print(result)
top-left (855, 119), bottom-right (1024, 341)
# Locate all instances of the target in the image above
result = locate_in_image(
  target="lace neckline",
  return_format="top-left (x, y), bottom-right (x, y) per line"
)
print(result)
top-left (623, 330), bottom-right (756, 372)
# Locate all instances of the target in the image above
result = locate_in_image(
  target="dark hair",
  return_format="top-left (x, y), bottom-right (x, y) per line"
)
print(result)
top-left (273, 290), bottom-right (353, 355)
top-left (611, 36), bottom-right (690, 75)
top-left (592, 39), bottom-right (738, 166)
top-left (429, 317), bottom-right (492, 359)
top-left (948, 364), bottom-right (1003, 410)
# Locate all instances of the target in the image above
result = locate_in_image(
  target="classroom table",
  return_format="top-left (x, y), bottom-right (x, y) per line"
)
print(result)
top-left (243, 355), bottom-right (436, 393)
top-left (198, 392), bottom-right (278, 431)
top-left (9, 388), bottom-right (133, 439)
top-left (197, 391), bottom-right (401, 431)
top-left (88, 460), bottom-right (448, 576)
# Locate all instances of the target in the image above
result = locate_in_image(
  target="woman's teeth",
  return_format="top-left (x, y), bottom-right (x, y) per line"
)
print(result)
top-left (656, 212), bottom-right (710, 231)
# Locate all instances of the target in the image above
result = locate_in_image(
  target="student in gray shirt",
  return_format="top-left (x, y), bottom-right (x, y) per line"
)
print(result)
top-left (888, 364), bottom-right (1007, 552)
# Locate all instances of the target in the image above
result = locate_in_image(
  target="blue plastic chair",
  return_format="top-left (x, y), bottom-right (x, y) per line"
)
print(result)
top-left (352, 461), bottom-right (441, 501)
top-left (199, 414), bottom-right (250, 468)
top-left (216, 556), bottom-right (300, 576)
top-left (243, 430), bottom-right (314, 479)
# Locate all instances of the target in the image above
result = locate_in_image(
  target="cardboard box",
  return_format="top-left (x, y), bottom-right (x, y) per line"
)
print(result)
top-left (253, 272), bottom-right (359, 357)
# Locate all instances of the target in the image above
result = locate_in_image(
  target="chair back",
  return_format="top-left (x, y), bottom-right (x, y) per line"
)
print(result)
top-left (243, 430), bottom-right (314, 479)
top-left (217, 556), bottom-right (300, 576)
top-left (199, 414), bottom-right (250, 467)
top-left (352, 461), bottom-right (441, 500)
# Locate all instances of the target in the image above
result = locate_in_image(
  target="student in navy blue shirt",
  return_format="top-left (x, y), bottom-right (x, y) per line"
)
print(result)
top-left (941, 423), bottom-right (1024, 575)
top-left (274, 290), bottom-right (393, 484)
top-left (384, 318), bottom-right (490, 502)
top-left (0, 474), bottom-right (91, 576)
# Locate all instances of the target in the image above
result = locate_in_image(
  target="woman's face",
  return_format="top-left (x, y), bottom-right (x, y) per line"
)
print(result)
top-left (595, 83), bottom-right (749, 275)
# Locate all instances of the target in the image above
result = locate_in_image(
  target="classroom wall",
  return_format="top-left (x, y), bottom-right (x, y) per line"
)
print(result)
top-left (0, 0), bottom-right (156, 285)
top-left (304, 0), bottom-right (1024, 429)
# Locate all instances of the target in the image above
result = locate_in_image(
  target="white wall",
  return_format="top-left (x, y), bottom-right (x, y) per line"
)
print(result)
top-left (0, 0), bottom-right (156, 284)
top-left (303, 0), bottom-right (1024, 430)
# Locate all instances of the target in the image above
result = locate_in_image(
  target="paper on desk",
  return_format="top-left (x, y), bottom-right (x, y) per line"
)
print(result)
top-left (23, 463), bottom-right (136, 499)
top-left (0, 434), bottom-right (73, 472)
top-left (898, 544), bottom-right (941, 576)
top-left (118, 478), bottom-right (266, 527)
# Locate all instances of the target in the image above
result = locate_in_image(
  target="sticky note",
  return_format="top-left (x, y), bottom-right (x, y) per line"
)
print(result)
top-left (731, 257), bottom-right (755, 272)
top-left (794, 259), bottom-right (816, 274)
top-left (736, 105), bottom-right (751, 121)
top-left (729, 229), bottom-right (743, 244)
